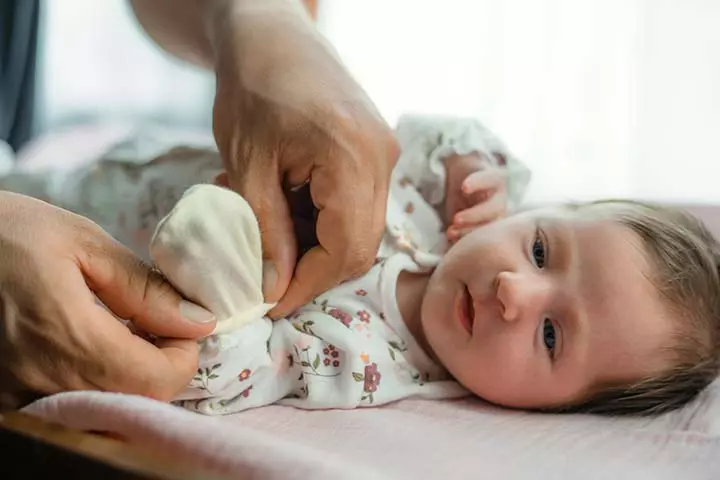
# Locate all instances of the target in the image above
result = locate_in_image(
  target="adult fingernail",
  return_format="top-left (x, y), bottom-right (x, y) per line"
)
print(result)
top-left (180, 300), bottom-right (215, 324)
top-left (262, 261), bottom-right (278, 299)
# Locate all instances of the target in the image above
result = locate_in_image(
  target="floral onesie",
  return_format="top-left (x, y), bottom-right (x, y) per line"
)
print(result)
top-left (170, 238), bottom-right (471, 415)
top-left (0, 115), bottom-right (531, 414)
top-left (151, 115), bottom-right (531, 414)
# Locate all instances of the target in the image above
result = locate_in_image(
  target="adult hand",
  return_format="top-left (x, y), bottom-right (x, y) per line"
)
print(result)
top-left (0, 192), bottom-right (215, 409)
top-left (209, 1), bottom-right (400, 318)
top-left (444, 152), bottom-right (509, 243)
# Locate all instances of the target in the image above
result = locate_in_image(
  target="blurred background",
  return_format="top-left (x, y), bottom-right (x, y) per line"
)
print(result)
top-left (2, 0), bottom-right (720, 205)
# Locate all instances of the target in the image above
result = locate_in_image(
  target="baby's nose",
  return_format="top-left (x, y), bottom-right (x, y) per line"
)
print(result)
top-left (496, 271), bottom-right (550, 323)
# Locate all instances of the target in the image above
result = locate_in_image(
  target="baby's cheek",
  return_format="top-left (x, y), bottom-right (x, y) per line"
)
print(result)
top-left (454, 341), bottom-right (532, 405)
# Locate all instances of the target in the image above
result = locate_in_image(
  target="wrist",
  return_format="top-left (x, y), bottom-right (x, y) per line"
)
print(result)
top-left (205, 0), bottom-right (315, 66)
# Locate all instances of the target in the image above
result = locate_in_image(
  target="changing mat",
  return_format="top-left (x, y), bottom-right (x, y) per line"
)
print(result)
top-left (22, 384), bottom-right (720, 480)
top-left (16, 125), bottom-right (720, 479)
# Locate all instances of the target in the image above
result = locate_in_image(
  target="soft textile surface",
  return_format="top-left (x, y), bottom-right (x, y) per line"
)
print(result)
top-left (21, 386), bottom-right (720, 479)
top-left (16, 126), bottom-right (720, 479)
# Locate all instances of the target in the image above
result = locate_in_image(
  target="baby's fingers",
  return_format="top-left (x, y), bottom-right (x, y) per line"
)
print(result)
top-left (452, 191), bottom-right (508, 229)
top-left (461, 168), bottom-right (505, 195)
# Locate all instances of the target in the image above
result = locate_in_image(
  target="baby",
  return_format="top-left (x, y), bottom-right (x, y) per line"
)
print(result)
top-left (2, 116), bottom-right (718, 416)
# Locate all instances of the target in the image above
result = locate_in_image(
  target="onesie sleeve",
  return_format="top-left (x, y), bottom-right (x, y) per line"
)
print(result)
top-left (393, 114), bottom-right (532, 212)
top-left (173, 318), bottom-right (296, 415)
top-left (149, 184), bottom-right (292, 414)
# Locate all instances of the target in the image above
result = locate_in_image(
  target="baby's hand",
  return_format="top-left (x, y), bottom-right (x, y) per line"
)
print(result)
top-left (444, 152), bottom-right (508, 243)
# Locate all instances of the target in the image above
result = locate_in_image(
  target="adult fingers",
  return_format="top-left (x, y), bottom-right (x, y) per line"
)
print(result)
top-left (43, 266), bottom-right (202, 401)
top-left (213, 171), bottom-right (230, 187)
top-left (88, 304), bottom-right (201, 400)
top-left (270, 159), bottom-right (377, 318)
top-left (77, 229), bottom-right (216, 339)
top-left (229, 162), bottom-right (298, 305)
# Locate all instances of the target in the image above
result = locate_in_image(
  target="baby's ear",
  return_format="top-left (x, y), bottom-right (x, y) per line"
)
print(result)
top-left (213, 171), bottom-right (230, 187)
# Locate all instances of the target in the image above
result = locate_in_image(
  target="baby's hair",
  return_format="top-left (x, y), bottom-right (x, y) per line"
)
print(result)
top-left (548, 199), bottom-right (720, 416)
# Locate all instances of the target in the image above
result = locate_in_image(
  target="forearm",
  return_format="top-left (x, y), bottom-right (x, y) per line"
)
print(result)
top-left (128, 0), bottom-right (318, 69)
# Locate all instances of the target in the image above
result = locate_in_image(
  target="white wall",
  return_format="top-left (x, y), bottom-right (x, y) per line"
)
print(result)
top-left (36, 0), bottom-right (720, 204)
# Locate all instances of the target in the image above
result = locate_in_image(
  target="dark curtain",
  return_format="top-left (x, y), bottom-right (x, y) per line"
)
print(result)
top-left (0, 0), bottom-right (40, 152)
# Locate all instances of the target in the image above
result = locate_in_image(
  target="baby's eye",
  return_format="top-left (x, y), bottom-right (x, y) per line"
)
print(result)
top-left (543, 318), bottom-right (556, 354)
top-left (532, 231), bottom-right (546, 268)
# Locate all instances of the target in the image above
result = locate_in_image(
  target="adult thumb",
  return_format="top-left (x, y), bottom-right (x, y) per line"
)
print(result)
top-left (81, 239), bottom-right (216, 339)
top-left (230, 166), bottom-right (298, 305)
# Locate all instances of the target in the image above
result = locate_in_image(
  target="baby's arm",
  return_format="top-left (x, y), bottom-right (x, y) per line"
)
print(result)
top-left (151, 184), bottom-right (293, 414)
top-left (393, 115), bottom-right (531, 230)
top-left (174, 319), bottom-right (298, 414)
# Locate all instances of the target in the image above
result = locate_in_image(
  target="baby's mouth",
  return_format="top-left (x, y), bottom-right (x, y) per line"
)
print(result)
top-left (459, 285), bottom-right (475, 335)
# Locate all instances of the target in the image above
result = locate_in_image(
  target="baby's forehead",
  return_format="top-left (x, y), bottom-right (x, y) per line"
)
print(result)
top-left (524, 204), bottom-right (642, 231)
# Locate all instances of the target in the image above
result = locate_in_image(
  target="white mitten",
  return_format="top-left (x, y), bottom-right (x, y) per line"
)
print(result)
top-left (149, 184), bottom-right (275, 334)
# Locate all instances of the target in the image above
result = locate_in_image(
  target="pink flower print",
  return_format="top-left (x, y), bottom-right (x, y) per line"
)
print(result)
top-left (404, 202), bottom-right (415, 214)
top-left (218, 383), bottom-right (255, 408)
top-left (352, 358), bottom-right (381, 402)
top-left (357, 310), bottom-right (371, 323)
top-left (355, 289), bottom-right (368, 296)
top-left (321, 344), bottom-right (341, 369)
top-left (238, 369), bottom-right (252, 381)
top-left (240, 385), bottom-right (253, 398)
top-left (328, 308), bottom-right (352, 327)
top-left (363, 363), bottom-right (382, 393)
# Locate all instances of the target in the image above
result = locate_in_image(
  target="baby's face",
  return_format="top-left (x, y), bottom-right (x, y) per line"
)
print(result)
top-left (421, 207), bottom-right (676, 410)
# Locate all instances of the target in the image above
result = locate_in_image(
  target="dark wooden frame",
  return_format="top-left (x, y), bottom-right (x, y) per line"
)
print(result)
top-left (0, 412), bottom-right (230, 479)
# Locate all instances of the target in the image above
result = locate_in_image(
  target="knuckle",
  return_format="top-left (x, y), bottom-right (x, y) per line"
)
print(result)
top-left (345, 247), bottom-right (376, 278)
top-left (141, 266), bottom-right (178, 308)
top-left (74, 223), bottom-right (107, 257)
top-left (6, 360), bottom-right (52, 398)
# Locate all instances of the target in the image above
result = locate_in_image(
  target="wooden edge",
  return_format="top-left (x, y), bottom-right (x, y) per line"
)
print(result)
top-left (0, 411), bottom-right (229, 479)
